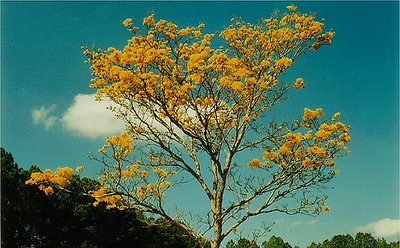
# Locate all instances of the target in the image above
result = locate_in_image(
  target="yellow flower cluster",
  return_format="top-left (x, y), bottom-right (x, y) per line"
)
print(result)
top-left (308, 146), bottom-right (327, 156)
top-left (247, 158), bottom-right (263, 168)
top-left (122, 18), bottom-right (132, 27)
top-left (135, 179), bottom-right (171, 198)
top-left (90, 186), bottom-right (124, 209)
top-left (104, 132), bottom-right (133, 158)
top-left (25, 167), bottom-right (74, 195)
top-left (257, 110), bottom-right (350, 170)
top-left (302, 157), bottom-right (312, 168)
top-left (120, 163), bottom-right (140, 178)
top-left (303, 107), bottom-right (324, 120)
top-left (275, 57), bottom-right (293, 68)
top-left (286, 4), bottom-right (297, 12)
top-left (294, 78), bottom-right (305, 89)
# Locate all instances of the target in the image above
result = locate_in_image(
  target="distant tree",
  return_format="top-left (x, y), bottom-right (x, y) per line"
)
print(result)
top-left (388, 241), bottom-right (400, 248)
top-left (1, 148), bottom-right (201, 247)
top-left (355, 232), bottom-right (378, 248)
top-left (377, 238), bottom-right (389, 248)
top-left (327, 234), bottom-right (355, 248)
top-left (307, 242), bottom-right (322, 248)
top-left (226, 237), bottom-right (260, 248)
top-left (262, 235), bottom-right (292, 248)
top-left (307, 232), bottom-right (400, 248)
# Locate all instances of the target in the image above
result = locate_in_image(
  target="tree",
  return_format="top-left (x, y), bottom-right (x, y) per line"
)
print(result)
top-left (354, 232), bottom-right (379, 248)
top-left (262, 235), bottom-right (292, 248)
top-left (26, 5), bottom-right (350, 248)
top-left (308, 232), bottom-right (400, 248)
top-left (388, 241), bottom-right (400, 248)
top-left (226, 237), bottom-right (260, 248)
top-left (307, 242), bottom-right (322, 248)
top-left (323, 234), bottom-right (354, 248)
top-left (1, 148), bottom-right (200, 247)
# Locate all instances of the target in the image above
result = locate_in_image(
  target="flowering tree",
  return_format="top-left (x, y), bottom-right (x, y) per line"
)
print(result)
top-left (27, 5), bottom-right (350, 248)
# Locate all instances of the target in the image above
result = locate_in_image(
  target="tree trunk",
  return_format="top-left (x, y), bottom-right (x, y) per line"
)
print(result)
top-left (211, 219), bottom-right (222, 248)
top-left (211, 188), bottom-right (224, 248)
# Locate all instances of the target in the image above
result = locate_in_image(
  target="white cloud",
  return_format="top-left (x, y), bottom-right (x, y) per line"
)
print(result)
top-left (355, 218), bottom-right (400, 238)
top-left (61, 94), bottom-right (125, 139)
top-left (33, 93), bottom-right (192, 139)
top-left (290, 219), bottom-right (317, 227)
top-left (32, 105), bottom-right (58, 130)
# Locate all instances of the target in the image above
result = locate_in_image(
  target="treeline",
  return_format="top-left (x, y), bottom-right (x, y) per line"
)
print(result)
top-left (226, 233), bottom-right (399, 248)
top-left (1, 148), bottom-right (203, 248)
top-left (1, 148), bottom-right (399, 248)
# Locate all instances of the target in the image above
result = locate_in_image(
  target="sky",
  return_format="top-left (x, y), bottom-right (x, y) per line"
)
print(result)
top-left (1, 1), bottom-right (399, 247)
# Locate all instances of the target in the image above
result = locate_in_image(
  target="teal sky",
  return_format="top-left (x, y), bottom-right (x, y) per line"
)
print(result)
top-left (1, 1), bottom-right (399, 247)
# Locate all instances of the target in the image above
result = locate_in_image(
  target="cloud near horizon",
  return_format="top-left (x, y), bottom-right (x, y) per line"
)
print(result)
top-left (355, 218), bottom-right (400, 238)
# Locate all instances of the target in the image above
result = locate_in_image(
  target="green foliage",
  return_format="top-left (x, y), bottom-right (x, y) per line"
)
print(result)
top-left (224, 233), bottom-right (399, 248)
top-left (355, 232), bottom-right (379, 248)
top-left (1, 148), bottom-right (200, 248)
top-left (308, 232), bottom-right (399, 248)
top-left (226, 237), bottom-right (260, 248)
top-left (261, 235), bottom-right (293, 248)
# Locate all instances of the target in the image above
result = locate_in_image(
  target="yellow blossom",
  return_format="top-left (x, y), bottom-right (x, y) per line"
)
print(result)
top-left (137, 186), bottom-right (146, 197)
top-left (153, 167), bottom-right (169, 177)
top-left (261, 59), bottom-right (270, 67)
top-left (247, 158), bottom-right (263, 168)
top-left (231, 81), bottom-right (244, 92)
top-left (302, 157), bottom-right (312, 168)
top-left (303, 133), bottom-right (313, 139)
top-left (275, 57), bottom-right (293, 68)
top-left (139, 170), bottom-right (149, 179)
top-left (303, 107), bottom-right (323, 120)
top-left (121, 170), bottom-right (135, 178)
top-left (308, 146), bottom-right (326, 156)
top-left (159, 181), bottom-right (171, 189)
top-left (44, 186), bottom-right (54, 195)
top-left (284, 132), bottom-right (303, 146)
top-left (143, 14), bottom-right (155, 26)
top-left (340, 132), bottom-right (351, 142)
top-left (279, 144), bottom-right (291, 155)
top-left (332, 112), bottom-right (341, 121)
top-left (294, 78), bottom-right (305, 89)
top-left (263, 151), bottom-right (279, 160)
top-left (326, 160), bottom-right (335, 167)
top-left (122, 18), bottom-right (132, 27)
top-left (316, 129), bottom-right (331, 140)
top-left (286, 4), bottom-right (297, 12)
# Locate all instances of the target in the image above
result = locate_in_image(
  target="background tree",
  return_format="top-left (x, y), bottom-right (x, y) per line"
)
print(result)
top-left (307, 232), bottom-right (399, 248)
top-left (1, 148), bottom-right (200, 248)
top-left (226, 237), bottom-right (260, 248)
top-left (321, 234), bottom-right (354, 248)
top-left (354, 232), bottom-right (379, 248)
top-left (261, 235), bottom-right (293, 248)
top-left (26, 5), bottom-right (350, 248)
top-left (307, 242), bottom-right (322, 248)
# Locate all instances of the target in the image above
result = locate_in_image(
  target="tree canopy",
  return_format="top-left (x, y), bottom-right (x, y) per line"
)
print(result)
top-left (1, 147), bottom-right (201, 248)
top-left (25, 5), bottom-right (351, 248)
